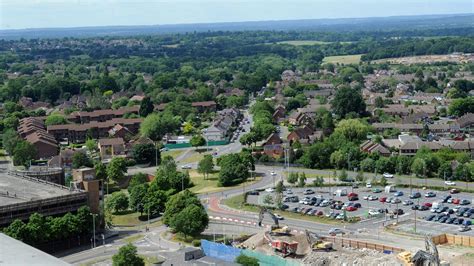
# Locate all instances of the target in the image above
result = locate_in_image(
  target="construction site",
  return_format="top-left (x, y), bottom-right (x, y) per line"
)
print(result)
top-left (222, 207), bottom-right (469, 266)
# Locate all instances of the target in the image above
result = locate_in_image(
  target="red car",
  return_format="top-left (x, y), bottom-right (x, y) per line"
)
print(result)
top-left (348, 192), bottom-right (358, 198)
top-left (423, 202), bottom-right (432, 207)
top-left (379, 197), bottom-right (387, 203)
top-left (316, 211), bottom-right (323, 216)
top-left (346, 206), bottom-right (358, 212)
top-left (452, 198), bottom-right (460, 204)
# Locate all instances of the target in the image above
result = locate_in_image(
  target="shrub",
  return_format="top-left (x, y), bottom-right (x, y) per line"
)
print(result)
top-left (192, 239), bottom-right (201, 247)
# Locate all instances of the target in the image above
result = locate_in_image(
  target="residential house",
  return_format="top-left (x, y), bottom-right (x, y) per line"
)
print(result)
top-left (108, 124), bottom-right (132, 139)
top-left (272, 106), bottom-right (286, 123)
top-left (360, 140), bottom-right (391, 156)
top-left (288, 111), bottom-right (312, 126)
top-left (287, 125), bottom-right (315, 145)
top-left (456, 113), bottom-right (474, 134)
top-left (373, 104), bottom-right (437, 118)
top-left (98, 138), bottom-right (126, 159)
top-left (192, 101), bottom-right (217, 112)
top-left (261, 133), bottom-right (284, 158)
top-left (399, 141), bottom-right (443, 156)
top-left (202, 108), bottom-right (240, 141)
top-left (18, 117), bottom-right (58, 159)
top-left (48, 148), bottom-right (86, 168)
top-left (67, 106), bottom-right (140, 124)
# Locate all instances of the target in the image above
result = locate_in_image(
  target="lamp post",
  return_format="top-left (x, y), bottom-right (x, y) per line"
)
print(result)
top-left (91, 213), bottom-right (98, 248)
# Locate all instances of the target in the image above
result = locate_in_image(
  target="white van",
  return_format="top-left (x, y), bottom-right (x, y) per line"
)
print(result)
top-left (384, 185), bottom-right (396, 193)
top-left (333, 189), bottom-right (348, 197)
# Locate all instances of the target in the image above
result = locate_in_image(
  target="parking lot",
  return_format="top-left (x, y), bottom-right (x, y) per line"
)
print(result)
top-left (247, 184), bottom-right (474, 232)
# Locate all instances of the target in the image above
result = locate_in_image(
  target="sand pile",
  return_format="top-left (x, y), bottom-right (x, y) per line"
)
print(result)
top-left (302, 247), bottom-right (402, 266)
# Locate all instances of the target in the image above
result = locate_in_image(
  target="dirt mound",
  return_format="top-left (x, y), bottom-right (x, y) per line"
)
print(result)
top-left (241, 231), bottom-right (311, 255)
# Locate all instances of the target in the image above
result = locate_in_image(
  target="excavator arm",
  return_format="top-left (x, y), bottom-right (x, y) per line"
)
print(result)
top-left (258, 207), bottom-right (279, 227)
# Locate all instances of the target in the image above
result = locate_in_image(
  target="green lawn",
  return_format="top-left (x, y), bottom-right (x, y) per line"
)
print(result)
top-left (180, 151), bottom-right (205, 164)
top-left (323, 54), bottom-right (363, 64)
top-left (189, 170), bottom-right (261, 194)
top-left (161, 149), bottom-right (185, 160)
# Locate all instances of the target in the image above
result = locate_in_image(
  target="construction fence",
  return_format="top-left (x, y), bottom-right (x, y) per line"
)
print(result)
top-left (432, 234), bottom-right (474, 247)
top-left (200, 240), bottom-right (300, 266)
top-left (323, 237), bottom-right (404, 254)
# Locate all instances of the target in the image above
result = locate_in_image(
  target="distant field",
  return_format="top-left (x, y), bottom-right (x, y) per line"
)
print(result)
top-left (372, 54), bottom-right (473, 65)
top-left (162, 44), bottom-right (179, 48)
top-left (277, 40), bottom-right (332, 46)
top-left (323, 54), bottom-right (363, 64)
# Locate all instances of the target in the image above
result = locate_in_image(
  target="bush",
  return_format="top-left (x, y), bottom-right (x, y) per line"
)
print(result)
top-left (235, 254), bottom-right (259, 266)
top-left (192, 239), bottom-right (201, 247)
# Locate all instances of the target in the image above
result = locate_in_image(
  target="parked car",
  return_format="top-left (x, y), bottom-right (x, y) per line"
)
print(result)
top-left (452, 198), bottom-right (460, 205)
top-left (379, 197), bottom-right (387, 203)
top-left (316, 211), bottom-right (324, 216)
top-left (336, 213), bottom-right (345, 220)
top-left (439, 216), bottom-right (449, 223)
top-left (394, 209), bottom-right (404, 215)
top-left (366, 183), bottom-right (372, 188)
top-left (372, 188), bottom-right (382, 193)
top-left (304, 208), bottom-right (313, 215)
top-left (265, 187), bottom-right (275, 192)
top-left (442, 195), bottom-right (452, 203)
top-left (328, 228), bottom-right (345, 236)
top-left (353, 203), bottom-right (362, 208)
top-left (419, 205), bottom-right (429, 211)
top-left (412, 205), bottom-right (420, 210)
top-left (368, 195), bottom-right (378, 201)
top-left (303, 189), bottom-right (315, 195)
top-left (459, 226), bottom-right (471, 232)
top-left (424, 202), bottom-right (433, 207)
top-left (248, 190), bottom-right (259, 195)
top-left (445, 181), bottom-right (456, 186)
top-left (425, 192), bottom-right (436, 198)
top-left (383, 173), bottom-right (394, 178)
top-left (402, 200), bottom-right (414, 206)
top-left (394, 191), bottom-right (404, 197)
top-left (425, 214), bottom-right (436, 221)
top-left (454, 218), bottom-right (465, 225)
top-left (446, 217), bottom-right (456, 224)
top-left (274, 214), bottom-right (284, 220)
top-left (348, 196), bottom-right (359, 201)
top-left (450, 188), bottom-right (460, 194)
top-left (280, 204), bottom-right (289, 210)
top-left (460, 199), bottom-right (471, 205)
top-left (270, 171), bottom-right (277, 176)
top-left (391, 198), bottom-right (401, 204)
top-left (369, 209), bottom-right (381, 216)
top-left (410, 192), bottom-right (421, 199)
top-left (181, 164), bottom-right (192, 169)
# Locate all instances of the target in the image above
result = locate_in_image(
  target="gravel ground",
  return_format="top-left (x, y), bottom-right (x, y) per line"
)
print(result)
top-left (302, 247), bottom-right (402, 266)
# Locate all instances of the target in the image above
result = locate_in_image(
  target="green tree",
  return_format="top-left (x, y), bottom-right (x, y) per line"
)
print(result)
top-left (263, 194), bottom-right (274, 205)
top-left (448, 97), bottom-right (474, 116)
top-left (44, 114), bottom-right (68, 126)
top-left (173, 204), bottom-right (209, 237)
top-left (13, 140), bottom-right (37, 167)
top-left (132, 143), bottom-right (159, 165)
top-left (313, 176), bottom-right (324, 187)
top-left (139, 97), bottom-right (154, 117)
top-left (143, 183), bottom-right (168, 216)
top-left (85, 139), bottom-right (97, 153)
top-left (2, 129), bottom-right (20, 155)
top-left (197, 154), bottom-right (214, 179)
top-left (140, 113), bottom-right (180, 141)
top-left (334, 119), bottom-right (371, 142)
top-left (128, 172), bottom-right (148, 191)
top-left (129, 184), bottom-right (149, 214)
top-left (217, 153), bottom-right (250, 186)
top-left (235, 254), bottom-right (259, 266)
top-left (338, 169), bottom-right (348, 182)
top-left (287, 172), bottom-right (298, 184)
top-left (154, 156), bottom-right (191, 191)
top-left (163, 190), bottom-right (205, 228)
top-left (95, 161), bottom-right (107, 180)
top-left (106, 191), bottom-right (129, 214)
top-left (411, 158), bottom-right (426, 177)
top-left (107, 157), bottom-right (127, 182)
top-left (190, 135), bottom-right (206, 151)
top-left (275, 180), bottom-right (285, 193)
top-left (331, 86), bottom-right (366, 118)
top-left (298, 172), bottom-right (307, 187)
top-left (379, 176), bottom-right (388, 186)
top-left (3, 219), bottom-right (28, 242)
top-left (112, 243), bottom-right (144, 266)
top-left (72, 152), bottom-right (93, 169)
top-left (374, 96), bottom-right (385, 108)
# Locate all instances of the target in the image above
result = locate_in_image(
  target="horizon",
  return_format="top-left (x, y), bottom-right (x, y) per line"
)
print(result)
top-left (1, 0), bottom-right (473, 30)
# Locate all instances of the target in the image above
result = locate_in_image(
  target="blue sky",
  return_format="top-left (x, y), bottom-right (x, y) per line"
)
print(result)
top-left (1, 0), bottom-right (472, 29)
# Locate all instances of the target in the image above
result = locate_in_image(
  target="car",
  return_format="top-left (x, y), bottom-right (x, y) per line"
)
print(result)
top-left (459, 226), bottom-right (472, 232)
top-left (438, 206), bottom-right (449, 213)
top-left (348, 196), bottom-right (359, 201)
top-left (452, 198), bottom-right (461, 205)
top-left (368, 195), bottom-right (378, 201)
top-left (425, 192), bottom-right (436, 198)
top-left (373, 188), bottom-right (382, 193)
top-left (363, 195), bottom-right (369, 200)
top-left (403, 200), bottom-right (414, 206)
top-left (265, 188), bottom-right (275, 192)
top-left (460, 199), bottom-right (471, 205)
top-left (303, 189), bottom-right (315, 195)
top-left (325, 212), bottom-right (334, 218)
top-left (304, 208), bottom-right (313, 215)
top-left (291, 207), bottom-right (299, 213)
top-left (348, 192), bottom-right (358, 198)
top-left (379, 197), bottom-right (387, 203)
top-left (330, 213), bottom-right (339, 219)
top-left (442, 195), bottom-right (452, 203)
top-left (446, 217), bottom-right (456, 224)
top-left (280, 204), bottom-right (289, 210)
top-left (391, 198), bottom-right (401, 204)
top-left (353, 203), bottom-right (362, 208)
top-left (336, 213), bottom-right (345, 220)
top-left (463, 209), bottom-right (474, 217)
top-left (424, 202), bottom-right (433, 207)
top-left (352, 183), bottom-right (359, 189)
top-left (160, 147), bottom-right (169, 152)
top-left (394, 191), bottom-right (404, 197)
top-left (383, 173), bottom-right (394, 178)
top-left (369, 209), bottom-right (381, 216)
top-left (319, 201), bottom-right (330, 207)
top-left (439, 216), bottom-right (450, 223)
top-left (248, 190), bottom-right (259, 195)
top-left (457, 207), bottom-right (470, 216)
top-left (410, 192), bottom-right (421, 199)
top-left (463, 220), bottom-right (473, 226)
top-left (450, 188), bottom-right (460, 194)
top-left (285, 189), bottom-right (293, 195)
top-left (181, 164), bottom-right (192, 169)
top-left (434, 214), bottom-right (446, 222)
top-left (335, 205), bottom-right (343, 210)
top-left (316, 211), bottom-right (324, 216)
top-left (270, 171), bottom-right (277, 176)
top-left (412, 205), bottom-right (420, 210)
top-left (274, 214), bottom-right (284, 220)
top-left (430, 207), bottom-right (439, 213)
top-left (454, 218), bottom-right (465, 225)
top-left (328, 228), bottom-right (344, 236)
top-left (300, 208), bottom-right (307, 214)
top-left (343, 202), bottom-right (354, 207)
top-left (394, 209), bottom-right (404, 215)
top-left (366, 183), bottom-right (372, 188)
top-left (425, 214), bottom-right (436, 221)
top-left (445, 181), bottom-right (456, 186)
top-left (419, 205), bottom-right (429, 211)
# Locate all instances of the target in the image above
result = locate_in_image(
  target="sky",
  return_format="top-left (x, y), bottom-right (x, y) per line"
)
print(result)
top-left (1, 0), bottom-right (473, 30)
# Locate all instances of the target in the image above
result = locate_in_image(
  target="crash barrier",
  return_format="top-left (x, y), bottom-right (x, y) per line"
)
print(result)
top-left (164, 140), bottom-right (229, 149)
top-left (432, 234), bottom-right (474, 247)
top-left (323, 237), bottom-right (404, 254)
top-left (200, 240), bottom-right (300, 266)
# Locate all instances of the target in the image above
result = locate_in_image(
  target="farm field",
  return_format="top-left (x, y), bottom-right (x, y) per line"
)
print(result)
top-left (322, 54), bottom-right (363, 64)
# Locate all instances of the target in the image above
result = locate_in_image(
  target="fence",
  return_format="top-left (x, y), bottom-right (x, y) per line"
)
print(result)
top-left (164, 140), bottom-right (229, 149)
top-left (432, 234), bottom-right (474, 247)
top-left (200, 240), bottom-right (300, 266)
top-left (323, 237), bottom-right (404, 254)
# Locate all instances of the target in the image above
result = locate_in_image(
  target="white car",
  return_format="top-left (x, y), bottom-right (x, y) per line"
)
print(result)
top-left (363, 195), bottom-right (369, 200)
top-left (366, 183), bottom-right (372, 188)
top-left (270, 171), bottom-right (277, 176)
top-left (368, 195), bottom-right (378, 201)
top-left (265, 188), bottom-right (275, 192)
top-left (383, 173), bottom-right (394, 178)
top-left (368, 209), bottom-right (380, 216)
top-left (181, 164), bottom-right (192, 169)
top-left (335, 214), bottom-right (345, 220)
top-left (274, 214), bottom-right (284, 220)
top-left (445, 181), bottom-right (456, 186)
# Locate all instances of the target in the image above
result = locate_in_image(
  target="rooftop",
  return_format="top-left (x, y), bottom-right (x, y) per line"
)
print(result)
top-left (0, 171), bottom-right (80, 207)
top-left (0, 233), bottom-right (70, 265)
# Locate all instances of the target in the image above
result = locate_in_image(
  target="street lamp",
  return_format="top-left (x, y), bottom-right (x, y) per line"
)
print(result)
top-left (91, 213), bottom-right (98, 248)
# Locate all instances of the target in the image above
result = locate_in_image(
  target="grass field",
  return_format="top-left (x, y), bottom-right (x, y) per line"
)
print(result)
top-left (188, 170), bottom-right (261, 194)
top-left (323, 54), bottom-right (363, 64)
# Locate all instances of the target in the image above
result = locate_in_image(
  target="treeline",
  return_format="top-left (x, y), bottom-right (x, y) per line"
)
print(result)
top-left (362, 37), bottom-right (474, 61)
top-left (3, 206), bottom-right (93, 248)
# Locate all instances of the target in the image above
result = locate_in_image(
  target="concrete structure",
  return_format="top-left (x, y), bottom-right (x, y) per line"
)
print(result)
top-left (0, 171), bottom-right (88, 226)
top-left (11, 166), bottom-right (64, 185)
top-left (72, 168), bottom-right (100, 214)
top-left (0, 233), bottom-right (70, 265)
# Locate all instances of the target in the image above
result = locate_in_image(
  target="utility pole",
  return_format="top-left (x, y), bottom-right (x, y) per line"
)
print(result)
top-left (91, 213), bottom-right (97, 248)
top-left (155, 141), bottom-right (158, 166)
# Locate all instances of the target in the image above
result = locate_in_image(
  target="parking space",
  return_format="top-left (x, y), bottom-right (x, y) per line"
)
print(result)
top-left (246, 184), bottom-right (474, 230)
